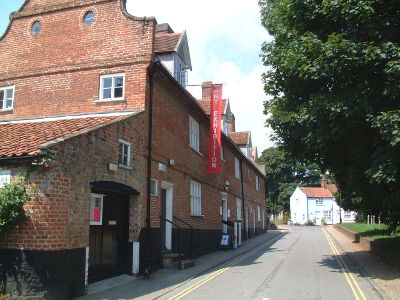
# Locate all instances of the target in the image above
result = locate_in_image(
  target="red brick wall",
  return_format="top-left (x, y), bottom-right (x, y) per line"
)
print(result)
top-left (0, 114), bottom-right (146, 250)
top-left (149, 70), bottom-right (266, 233)
top-left (0, 0), bottom-right (154, 119)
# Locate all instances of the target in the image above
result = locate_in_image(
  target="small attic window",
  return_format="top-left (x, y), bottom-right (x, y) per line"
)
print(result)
top-left (83, 11), bottom-right (94, 26)
top-left (31, 21), bottom-right (41, 34)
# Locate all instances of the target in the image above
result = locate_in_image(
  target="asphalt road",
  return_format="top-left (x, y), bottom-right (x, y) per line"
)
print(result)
top-left (161, 226), bottom-right (382, 300)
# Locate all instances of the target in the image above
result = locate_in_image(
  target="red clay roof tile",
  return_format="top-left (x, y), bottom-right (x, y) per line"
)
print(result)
top-left (230, 131), bottom-right (250, 145)
top-left (0, 115), bottom-right (124, 158)
top-left (299, 187), bottom-right (333, 198)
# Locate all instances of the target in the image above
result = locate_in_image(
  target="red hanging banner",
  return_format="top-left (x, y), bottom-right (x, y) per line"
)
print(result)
top-left (207, 84), bottom-right (223, 173)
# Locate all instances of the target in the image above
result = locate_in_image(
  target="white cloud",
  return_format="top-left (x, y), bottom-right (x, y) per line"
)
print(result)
top-left (126, 0), bottom-right (274, 153)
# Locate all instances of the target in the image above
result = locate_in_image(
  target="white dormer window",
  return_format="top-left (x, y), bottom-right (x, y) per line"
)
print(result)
top-left (221, 116), bottom-right (228, 135)
top-left (174, 56), bottom-right (188, 87)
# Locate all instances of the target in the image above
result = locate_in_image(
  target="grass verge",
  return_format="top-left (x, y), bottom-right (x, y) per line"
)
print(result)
top-left (339, 223), bottom-right (400, 252)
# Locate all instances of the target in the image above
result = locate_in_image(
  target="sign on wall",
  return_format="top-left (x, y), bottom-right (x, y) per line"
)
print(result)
top-left (207, 84), bottom-right (223, 173)
top-left (0, 170), bottom-right (11, 188)
top-left (90, 194), bottom-right (103, 225)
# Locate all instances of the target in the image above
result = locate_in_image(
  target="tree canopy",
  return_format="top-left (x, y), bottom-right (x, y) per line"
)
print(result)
top-left (260, 0), bottom-right (400, 231)
top-left (259, 147), bottom-right (322, 214)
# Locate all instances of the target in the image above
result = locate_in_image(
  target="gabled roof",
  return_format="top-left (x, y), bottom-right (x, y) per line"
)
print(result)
top-left (230, 131), bottom-right (250, 146)
top-left (299, 187), bottom-right (333, 198)
top-left (155, 33), bottom-right (183, 53)
top-left (154, 24), bottom-right (192, 70)
top-left (196, 99), bottom-right (228, 115)
top-left (0, 112), bottom-right (142, 158)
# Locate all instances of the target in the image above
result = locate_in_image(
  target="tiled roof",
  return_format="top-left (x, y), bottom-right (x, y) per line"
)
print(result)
top-left (327, 184), bottom-right (338, 194)
top-left (299, 187), bottom-right (333, 198)
top-left (196, 99), bottom-right (228, 115)
top-left (155, 32), bottom-right (182, 53)
top-left (230, 131), bottom-right (250, 146)
top-left (0, 115), bottom-right (129, 158)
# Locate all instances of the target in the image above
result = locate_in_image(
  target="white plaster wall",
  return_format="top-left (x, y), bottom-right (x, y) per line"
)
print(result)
top-left (290, 187), bottom-right (307, 224)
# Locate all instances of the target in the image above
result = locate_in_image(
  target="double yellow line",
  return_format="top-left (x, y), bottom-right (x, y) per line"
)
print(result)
top-left (168, 234), bottom-right (282, 300)
top-left (321, 228), bottom-right (367, 300)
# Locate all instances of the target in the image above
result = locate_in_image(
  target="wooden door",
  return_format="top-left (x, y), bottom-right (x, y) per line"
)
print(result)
top-left (89, 192), bottom-right (130, 283)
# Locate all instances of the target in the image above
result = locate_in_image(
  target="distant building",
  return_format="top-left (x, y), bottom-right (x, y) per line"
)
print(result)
top-left (290, 176), bottom-right (356, 225)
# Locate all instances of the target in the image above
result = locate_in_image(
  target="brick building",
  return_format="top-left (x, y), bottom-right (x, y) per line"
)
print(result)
top-left (0, 0), bottom-right (266, 299)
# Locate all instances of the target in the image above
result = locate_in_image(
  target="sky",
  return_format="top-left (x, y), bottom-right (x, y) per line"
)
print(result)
top-left (0, 0), bottom-right (274, 153)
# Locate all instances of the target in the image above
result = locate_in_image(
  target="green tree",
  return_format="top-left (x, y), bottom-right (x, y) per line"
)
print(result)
top-left (259, 147), bottom-right (322, 215)
top-left (260, 0), bottom-right (400, 231)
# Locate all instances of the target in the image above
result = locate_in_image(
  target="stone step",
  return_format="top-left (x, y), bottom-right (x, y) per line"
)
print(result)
top-left (161, 252), bottom-right (185, 268)
top-left (172, 259), bottom-right (196, 270)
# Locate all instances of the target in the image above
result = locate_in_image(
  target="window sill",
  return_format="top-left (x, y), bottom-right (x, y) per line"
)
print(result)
top-left (190, 147), bottom-right (203, 156)
top-left (95, 98), bottom-right (126, 103)
top-left (190, 214), bottom-right (205, 218)
top-left (0, 108), bottom-right (13, 113)
top-left (119, 164), bottom-right (132, 170)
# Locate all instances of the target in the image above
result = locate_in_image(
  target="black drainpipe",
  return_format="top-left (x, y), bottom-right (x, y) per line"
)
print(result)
top-left (145, 62), bottom-right (158, 270)
top-left (240, 159), bottom-right (247, 240)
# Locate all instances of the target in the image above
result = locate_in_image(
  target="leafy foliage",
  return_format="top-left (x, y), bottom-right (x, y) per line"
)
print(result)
top-left (260, 0), bottom-right (400, 231)
top-left (259, 147), bottom-right (322, 214)
top-left (0, 176), bottom-right (32, 235)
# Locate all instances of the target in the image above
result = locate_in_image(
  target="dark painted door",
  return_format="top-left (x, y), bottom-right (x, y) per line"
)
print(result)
top-left (89, 192), bottom-right (130, 283)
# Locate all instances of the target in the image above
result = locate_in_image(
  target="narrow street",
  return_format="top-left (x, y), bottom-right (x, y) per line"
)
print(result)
top-left (159, 227), bottom-right (382, 300)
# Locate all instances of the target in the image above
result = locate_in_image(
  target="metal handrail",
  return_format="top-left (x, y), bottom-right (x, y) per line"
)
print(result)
top-left (159, 216), bottom-right (182, 270)
top-left (173, 216), bottom-right (193, 259)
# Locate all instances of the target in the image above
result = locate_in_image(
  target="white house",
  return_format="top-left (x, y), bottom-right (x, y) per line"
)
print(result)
top-left (290, 177), bottom-right (356, 225)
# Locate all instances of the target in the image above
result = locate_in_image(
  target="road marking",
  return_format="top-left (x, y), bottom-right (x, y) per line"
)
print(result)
top-left (167, 234), bottom-right (283, 300)
top-left (321, 228), bottom-right (367, 300)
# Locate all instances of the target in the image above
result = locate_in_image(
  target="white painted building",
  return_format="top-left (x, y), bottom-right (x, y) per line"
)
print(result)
top-left (290, 177), bottom-right (356, 225)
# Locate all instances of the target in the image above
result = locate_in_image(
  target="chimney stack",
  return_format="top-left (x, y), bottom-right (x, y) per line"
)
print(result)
top-left (201, 81), bottom-right (212, 102)
top-left (321, 175), bottom-right (328, 189)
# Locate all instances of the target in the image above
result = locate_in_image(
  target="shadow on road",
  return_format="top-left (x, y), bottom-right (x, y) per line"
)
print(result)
top-left (77, 231), bottom-right (287, 300)
top-left (318, 252), bottom-right (399, 282)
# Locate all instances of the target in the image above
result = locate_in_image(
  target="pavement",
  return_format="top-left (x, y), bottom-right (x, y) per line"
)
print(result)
top-left (76, 229), bottom-right (286, 300)
top-left (76, 226), bottom-right (400, 300)
top-left (325, 225), bottom-right (400, 300)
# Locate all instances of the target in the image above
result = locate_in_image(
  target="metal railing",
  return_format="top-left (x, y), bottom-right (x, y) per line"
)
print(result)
top-left (173, 216), bottom-right (193, 259)
top-left (159, 216), bottom-right (181, 270)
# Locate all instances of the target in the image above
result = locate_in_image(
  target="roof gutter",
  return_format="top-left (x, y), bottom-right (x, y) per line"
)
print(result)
top-left (0, 155), bottom-right (43, 165)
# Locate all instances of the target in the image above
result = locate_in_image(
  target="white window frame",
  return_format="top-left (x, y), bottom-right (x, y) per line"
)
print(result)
top-left (90, 193), bottom-right (104, 225)
top-left (323, 210), bottom-right (332, 220)
top-left (234, 157), bottom-right (241, 180)
top-left (316, 199), bottom-right (323, 205)
top-left (0, 86), bottom-right (15, 110)
top-left (150, 179), bottom-right (158, 196)
top-left (236, 198), bottom-right (242, 220)
top-left (190, 180), bottom-right (202, 216)
top-left (189, 116), bottom-right (200, 152)
top-left (174, 55), bottom-right (188, 87)
top-left (99, 73), bottom-right (125, 101)
top-left (256, 175), bottom-right (260, 191)
top-left (344, 210), bottom-right (352, 220)
top-left (118, 139), bottom-right (131, 168)
top-left (257, 205), bottom-right (261, 221)
top-left (0, 170), bottom-right (11, 188)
